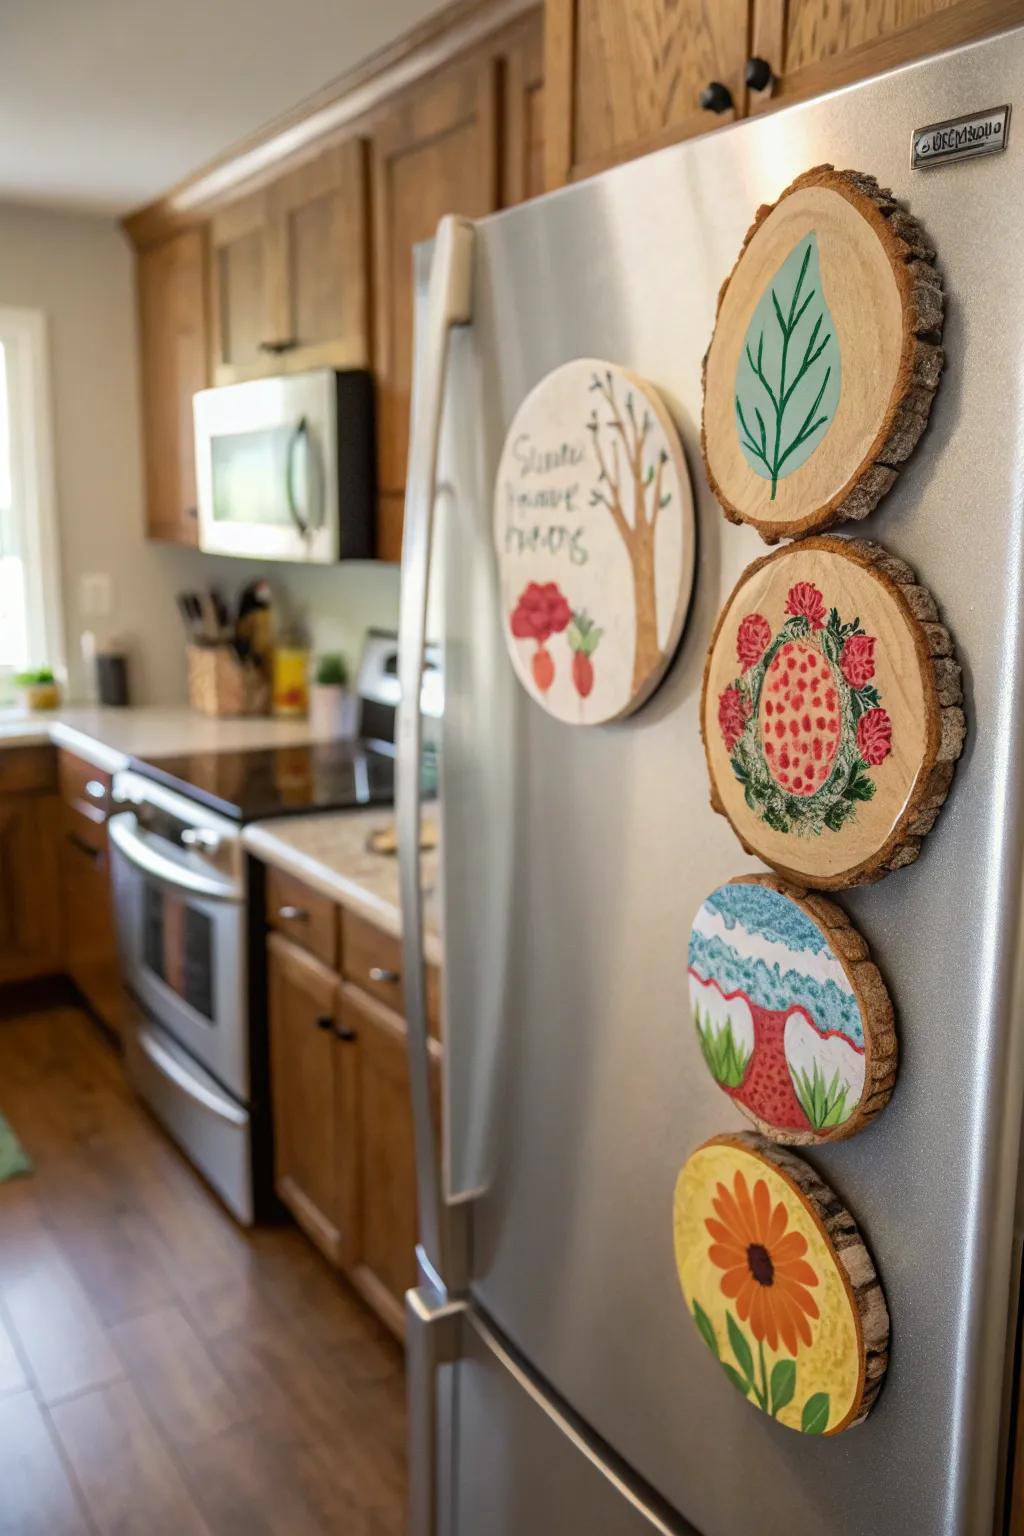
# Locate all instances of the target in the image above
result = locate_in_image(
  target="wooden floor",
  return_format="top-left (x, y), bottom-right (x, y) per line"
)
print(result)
top-left (0, 1000), bottom-right (407, 1535)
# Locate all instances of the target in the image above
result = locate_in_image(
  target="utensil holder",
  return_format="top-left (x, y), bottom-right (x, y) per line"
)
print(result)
top-left (187, 645), bottom-right (268, 717)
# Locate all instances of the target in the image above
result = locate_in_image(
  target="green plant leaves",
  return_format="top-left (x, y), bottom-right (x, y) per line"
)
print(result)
top-left (801, 1392), bottom-right (831, 1434)
top-left (692, 1300), bottom-right (719, 1359)
top-left (735, 233), bottom-right (841, 498)
top-left (770, 1359), bottom-right (797, 1417)
top-left (722, 1364), bottom-right (751, 1398)
top-left (726, 1312), bottom-right (755, 1385)
top-left (695, 1008), bottom-right (751, 1088)
top-left (791, 1060), bottom-right (852, 1131)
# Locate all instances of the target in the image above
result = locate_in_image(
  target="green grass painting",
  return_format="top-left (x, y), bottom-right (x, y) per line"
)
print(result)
top-left (695, 1008), bottom-right (751, 1089)
top-left (791, 1059), bottom-right (851, 1131)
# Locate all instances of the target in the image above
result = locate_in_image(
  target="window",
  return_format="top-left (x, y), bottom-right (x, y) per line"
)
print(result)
top-left (0, 308), bottom-right (63, 690)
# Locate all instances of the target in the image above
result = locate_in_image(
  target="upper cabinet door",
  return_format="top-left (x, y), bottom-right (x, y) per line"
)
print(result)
top-left (371, 56), bottom-right (500, 563)
top-left (502, 10), bottom-right (546, 207)
top-left (209, 189), bottom-right (272, 383)
top-left (544, 0), bottom-right (749, 188)
top-left (137, 227), bottom-right (208, 544)
top-left (749, 0), bottom-right (1009, 112)
top-left (266, 137), bottom-right (371, 374)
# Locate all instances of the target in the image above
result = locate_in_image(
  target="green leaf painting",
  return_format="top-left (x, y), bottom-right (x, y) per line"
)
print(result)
top-left (735, 234), bottom-right (841, 499)
top-left (694, 1008), bottom-right (751, 1089)
top-left (769, 1358), bottom-right (797, 1417)
top-left (801, 1392), bottom-right (831, 1435)
top-left (692, 1300), bottom-right (719, 1359)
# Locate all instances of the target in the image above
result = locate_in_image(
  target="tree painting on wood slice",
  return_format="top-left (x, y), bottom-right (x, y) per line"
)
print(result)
top-left (494, 358), bottom-right (696, 725)
top-left (702, 166), bottom-right (944, 541)
top-left (701, 537), bottom-right (965, 888)
top-left (674, 1134), bottom-right (889, 1434)
top-left (688, 877), bottom-right (896, 1144)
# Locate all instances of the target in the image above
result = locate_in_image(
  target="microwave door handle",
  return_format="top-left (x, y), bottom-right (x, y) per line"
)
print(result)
top-left (285, 416), bottom-right (310, 537)
top-left (398, 215), bottom-right (474, 1311)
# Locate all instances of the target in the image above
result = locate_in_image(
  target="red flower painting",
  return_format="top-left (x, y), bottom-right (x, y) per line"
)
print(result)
top-left (840, 633), bottom-right (876, 689)
top-left (856, 707), bottom-right (892, 766)
top-left (736, 613), bottom-right (771, 672)
top-left (718, 686), bottom-right (751, 752)
top-left (510, 582), bottom-right (572, 643)
top-left (784, 582), bottom-right (826, 631)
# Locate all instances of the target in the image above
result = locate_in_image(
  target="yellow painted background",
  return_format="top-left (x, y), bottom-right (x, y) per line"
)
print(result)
top-left (673, 1142), bottom-right (861, 1433)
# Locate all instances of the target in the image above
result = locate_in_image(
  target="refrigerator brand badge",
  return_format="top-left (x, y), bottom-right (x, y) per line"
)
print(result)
top-left (912, 105), bottom-right (1009, 169)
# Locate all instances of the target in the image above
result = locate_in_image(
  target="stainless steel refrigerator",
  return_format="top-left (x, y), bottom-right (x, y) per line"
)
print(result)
top-left (396, 27), bottom-right (1024, 1536)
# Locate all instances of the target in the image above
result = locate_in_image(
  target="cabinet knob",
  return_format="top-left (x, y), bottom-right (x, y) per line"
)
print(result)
top-left (335, 1024), bottom-right (357, 1043)
top-left (368, 966), bottom-right (400, 985)
top-left (745, 56), bottom-right (774, 92)
top-left (316, 1014), bottom-right (334, 1032)
top-left (85, 779), bottom-right (106, 801)
top-left (259, 338), bottom-right (298, 354)
top-left (277, 904), bottom-right (308, 921)
top-left (699, 81), bottom-right (734, 114)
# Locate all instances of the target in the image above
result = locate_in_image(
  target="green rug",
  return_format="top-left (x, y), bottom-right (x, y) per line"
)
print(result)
top-left (0, 1113), bottom-right (31, 1181)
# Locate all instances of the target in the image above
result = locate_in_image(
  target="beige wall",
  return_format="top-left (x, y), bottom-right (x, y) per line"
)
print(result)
top-left (0, 200), bottom-right (399, 703)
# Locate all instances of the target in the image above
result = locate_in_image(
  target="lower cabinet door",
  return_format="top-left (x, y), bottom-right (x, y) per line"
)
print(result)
top-left (342, 980), bottom-right (440, 1338)
top-left (268, 933), bottom-right (345, 1261)
top-left (448, 1311), bottom-right (693, 1536)
top-left (0, 793), bottom-right (61, 982)
top-left (61, 814), bottom-right (127, 1034)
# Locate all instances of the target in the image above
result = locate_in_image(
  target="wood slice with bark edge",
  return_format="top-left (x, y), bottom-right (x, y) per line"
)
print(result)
top-left (700, 536), bottom-right (965, 888)
top-left (693, 874), bottom-right (897, 1146)
top-left (701, 165), bottom-right (944, 543)
top-left (696, 1130), bottom-right (890, 1432)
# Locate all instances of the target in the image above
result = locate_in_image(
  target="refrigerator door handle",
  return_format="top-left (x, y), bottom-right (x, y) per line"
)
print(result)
top-left (398, 214), bottom-right (475, 1292)
top-left (406, 1283), bottom-right (466, 1536)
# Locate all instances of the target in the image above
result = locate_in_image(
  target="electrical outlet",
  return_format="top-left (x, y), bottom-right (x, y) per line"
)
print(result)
top-left (79, 572), bottom-right (112, 618)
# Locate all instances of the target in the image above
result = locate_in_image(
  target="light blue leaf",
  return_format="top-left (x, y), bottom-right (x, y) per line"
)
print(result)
top-left (734, 233), bottom-right (841, 499)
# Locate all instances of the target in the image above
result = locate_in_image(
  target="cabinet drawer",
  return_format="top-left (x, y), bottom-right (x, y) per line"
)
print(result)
top-left (266, 866), bottom-right (337, 967)
top-left (340, 909), bottom-right (441, 1037)
top-left (61, 803), bottom-right (107, 856)
top-left (0, 745), bottom-right (56, 795)
top-left (58, 751), bottom-right (112, 822)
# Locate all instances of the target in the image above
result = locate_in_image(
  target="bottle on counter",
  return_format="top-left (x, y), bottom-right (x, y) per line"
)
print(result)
top-left (272, 625), bottom-right (310, 718)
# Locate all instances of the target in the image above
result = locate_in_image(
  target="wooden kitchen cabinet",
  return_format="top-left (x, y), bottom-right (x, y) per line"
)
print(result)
top-left (371, 54), bottom-right (501, 561)
top-left (56, 752), bottom-right (130, 1036)
top-left (544, 0), bottom-right (749, 187)
top-left (137, 227), bottom-right (208, 544)
top-left (749, 0), bottom-right (1020, 115)
top-left (268, 932), bottom-right (352, 1265)
top-left (210, 137), bottom-right (371, 385)
top-left (0, 779), bottom-right (61, 986)
top-left (343, 980), bottom-right (441, 1338)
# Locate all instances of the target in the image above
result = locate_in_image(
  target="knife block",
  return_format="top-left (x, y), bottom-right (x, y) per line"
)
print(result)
top-left (187, 644), bottom-right (268, 717)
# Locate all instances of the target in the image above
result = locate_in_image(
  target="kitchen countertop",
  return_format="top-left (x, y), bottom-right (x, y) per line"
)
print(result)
top-left (243, 807), bottom-right (442, 967)
top-left (0, 705), bottom-right (330, 774)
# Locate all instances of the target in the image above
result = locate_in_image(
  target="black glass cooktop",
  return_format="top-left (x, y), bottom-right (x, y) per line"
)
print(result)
top-left (131, 739), bottom-right (397, 823)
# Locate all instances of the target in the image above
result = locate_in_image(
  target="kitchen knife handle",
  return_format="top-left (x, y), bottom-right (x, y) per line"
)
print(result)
top-left (397, 214), bottom-right (474, 1300)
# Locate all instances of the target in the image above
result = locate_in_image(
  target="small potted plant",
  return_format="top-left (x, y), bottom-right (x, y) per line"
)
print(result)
top-left (309, 653), bottom-right (356, 740)
top-left (14, 667), bottom-right (61, 712)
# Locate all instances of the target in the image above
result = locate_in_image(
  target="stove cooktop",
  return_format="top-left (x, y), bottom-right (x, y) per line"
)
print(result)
top-left (130, 738), bottom-right (397, 823)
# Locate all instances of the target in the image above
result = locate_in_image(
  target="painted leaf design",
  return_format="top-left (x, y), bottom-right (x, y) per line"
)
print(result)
top-left (721, 1363), bottom-right (751, 1398)
top-left (726, 1311), bottom-right (755, 1385)
top-left (692, 1299), bottom-right (719, 1359)
top-left (734, 233), bottom-right (841, 499)
top-left (769, 1358), bottom-right (796, 1417)
top-left (801, 1391), bottom-right (831, 1434)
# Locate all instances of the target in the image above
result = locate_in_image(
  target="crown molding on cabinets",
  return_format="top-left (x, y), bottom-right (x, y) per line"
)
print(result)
top-left (123, 0), bottom-right (536, 250)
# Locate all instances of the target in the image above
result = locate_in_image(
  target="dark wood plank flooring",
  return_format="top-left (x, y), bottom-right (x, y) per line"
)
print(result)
top-left (0, 1004), bottom-right (406, 1535)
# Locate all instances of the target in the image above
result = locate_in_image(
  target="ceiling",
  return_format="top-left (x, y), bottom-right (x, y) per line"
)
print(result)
top-left (0, 0), bottom-right (447, 216)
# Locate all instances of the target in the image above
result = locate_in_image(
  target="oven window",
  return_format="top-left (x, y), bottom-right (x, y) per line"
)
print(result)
top-left (142, 885), bottom-right (215, 1022)
top-left (211, 423), bottom-right (308, 527)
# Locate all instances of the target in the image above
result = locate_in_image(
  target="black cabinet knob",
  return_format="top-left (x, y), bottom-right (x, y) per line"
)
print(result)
top-left (335, 1024), bottom-right (357, 1043)
top-left (745, 56), bottom-right (774, 92)
top-left (699, 81), bottom-right (733, 114)
top-left (316, 1014), bottom-right (333, 1031)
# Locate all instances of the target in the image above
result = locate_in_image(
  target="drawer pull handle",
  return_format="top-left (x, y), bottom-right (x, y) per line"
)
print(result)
top-left (369, 966), bottom-right (400, 984)
top-left (66, 831), bottom-right (101, 863)
top-left (315, 1014), bottom-right (333, 1032)
top-left (85, 779), bottom-right (107, 800)
top-left (277, 904), bottom-right (308, 921)
top-left (335, 1024), bottom-right (357, 1043)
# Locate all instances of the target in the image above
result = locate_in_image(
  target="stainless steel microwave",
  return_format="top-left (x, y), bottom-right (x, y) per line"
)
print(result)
top-left (192, 368), bottom-right (374, 563)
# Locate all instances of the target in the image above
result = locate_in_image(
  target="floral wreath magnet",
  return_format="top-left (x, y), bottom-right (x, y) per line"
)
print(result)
top-left (674, 1133), bottom-right (889, 1434)
top-left (701, 537), bottom-right (965, 889)
top-left (494, 358), bottom-right (696, 725)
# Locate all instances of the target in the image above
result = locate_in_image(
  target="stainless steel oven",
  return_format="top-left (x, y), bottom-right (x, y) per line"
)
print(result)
top-left (109, 769), bottom-right (253, 1222)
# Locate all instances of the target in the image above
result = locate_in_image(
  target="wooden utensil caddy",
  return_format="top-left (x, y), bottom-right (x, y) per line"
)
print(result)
top-left (187, 644), bottom-right (269, 717)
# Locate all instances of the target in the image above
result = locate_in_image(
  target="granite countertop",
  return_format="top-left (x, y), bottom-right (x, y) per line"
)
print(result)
top-left (243, 808), bottom-right (442, 966)
top-left (247, 811), bottom-right (445, 964)
top-left (0, 705), bottom-right (330, 773)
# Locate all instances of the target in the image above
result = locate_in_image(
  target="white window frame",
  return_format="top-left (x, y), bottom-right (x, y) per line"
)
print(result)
top-left (0, 306), bottom-right (64, 680)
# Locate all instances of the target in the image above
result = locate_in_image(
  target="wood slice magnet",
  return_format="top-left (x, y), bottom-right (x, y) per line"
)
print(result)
top-left (494, 358), bottom-right (696, 724)
top-left (688, 876), bottom-right (896, 1144)
top-left (701, 536), bottom-right (964, 888)
top-left (674, 1132), bottom-right (889, 1433)
top-left (702, 166), bottom-right (944, 542)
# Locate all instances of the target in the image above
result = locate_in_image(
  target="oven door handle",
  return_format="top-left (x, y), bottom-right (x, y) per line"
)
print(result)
top-left (135, 1025), bottom-right (248, 1126)
top-left (108, 813), bottom-right (243, 903)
